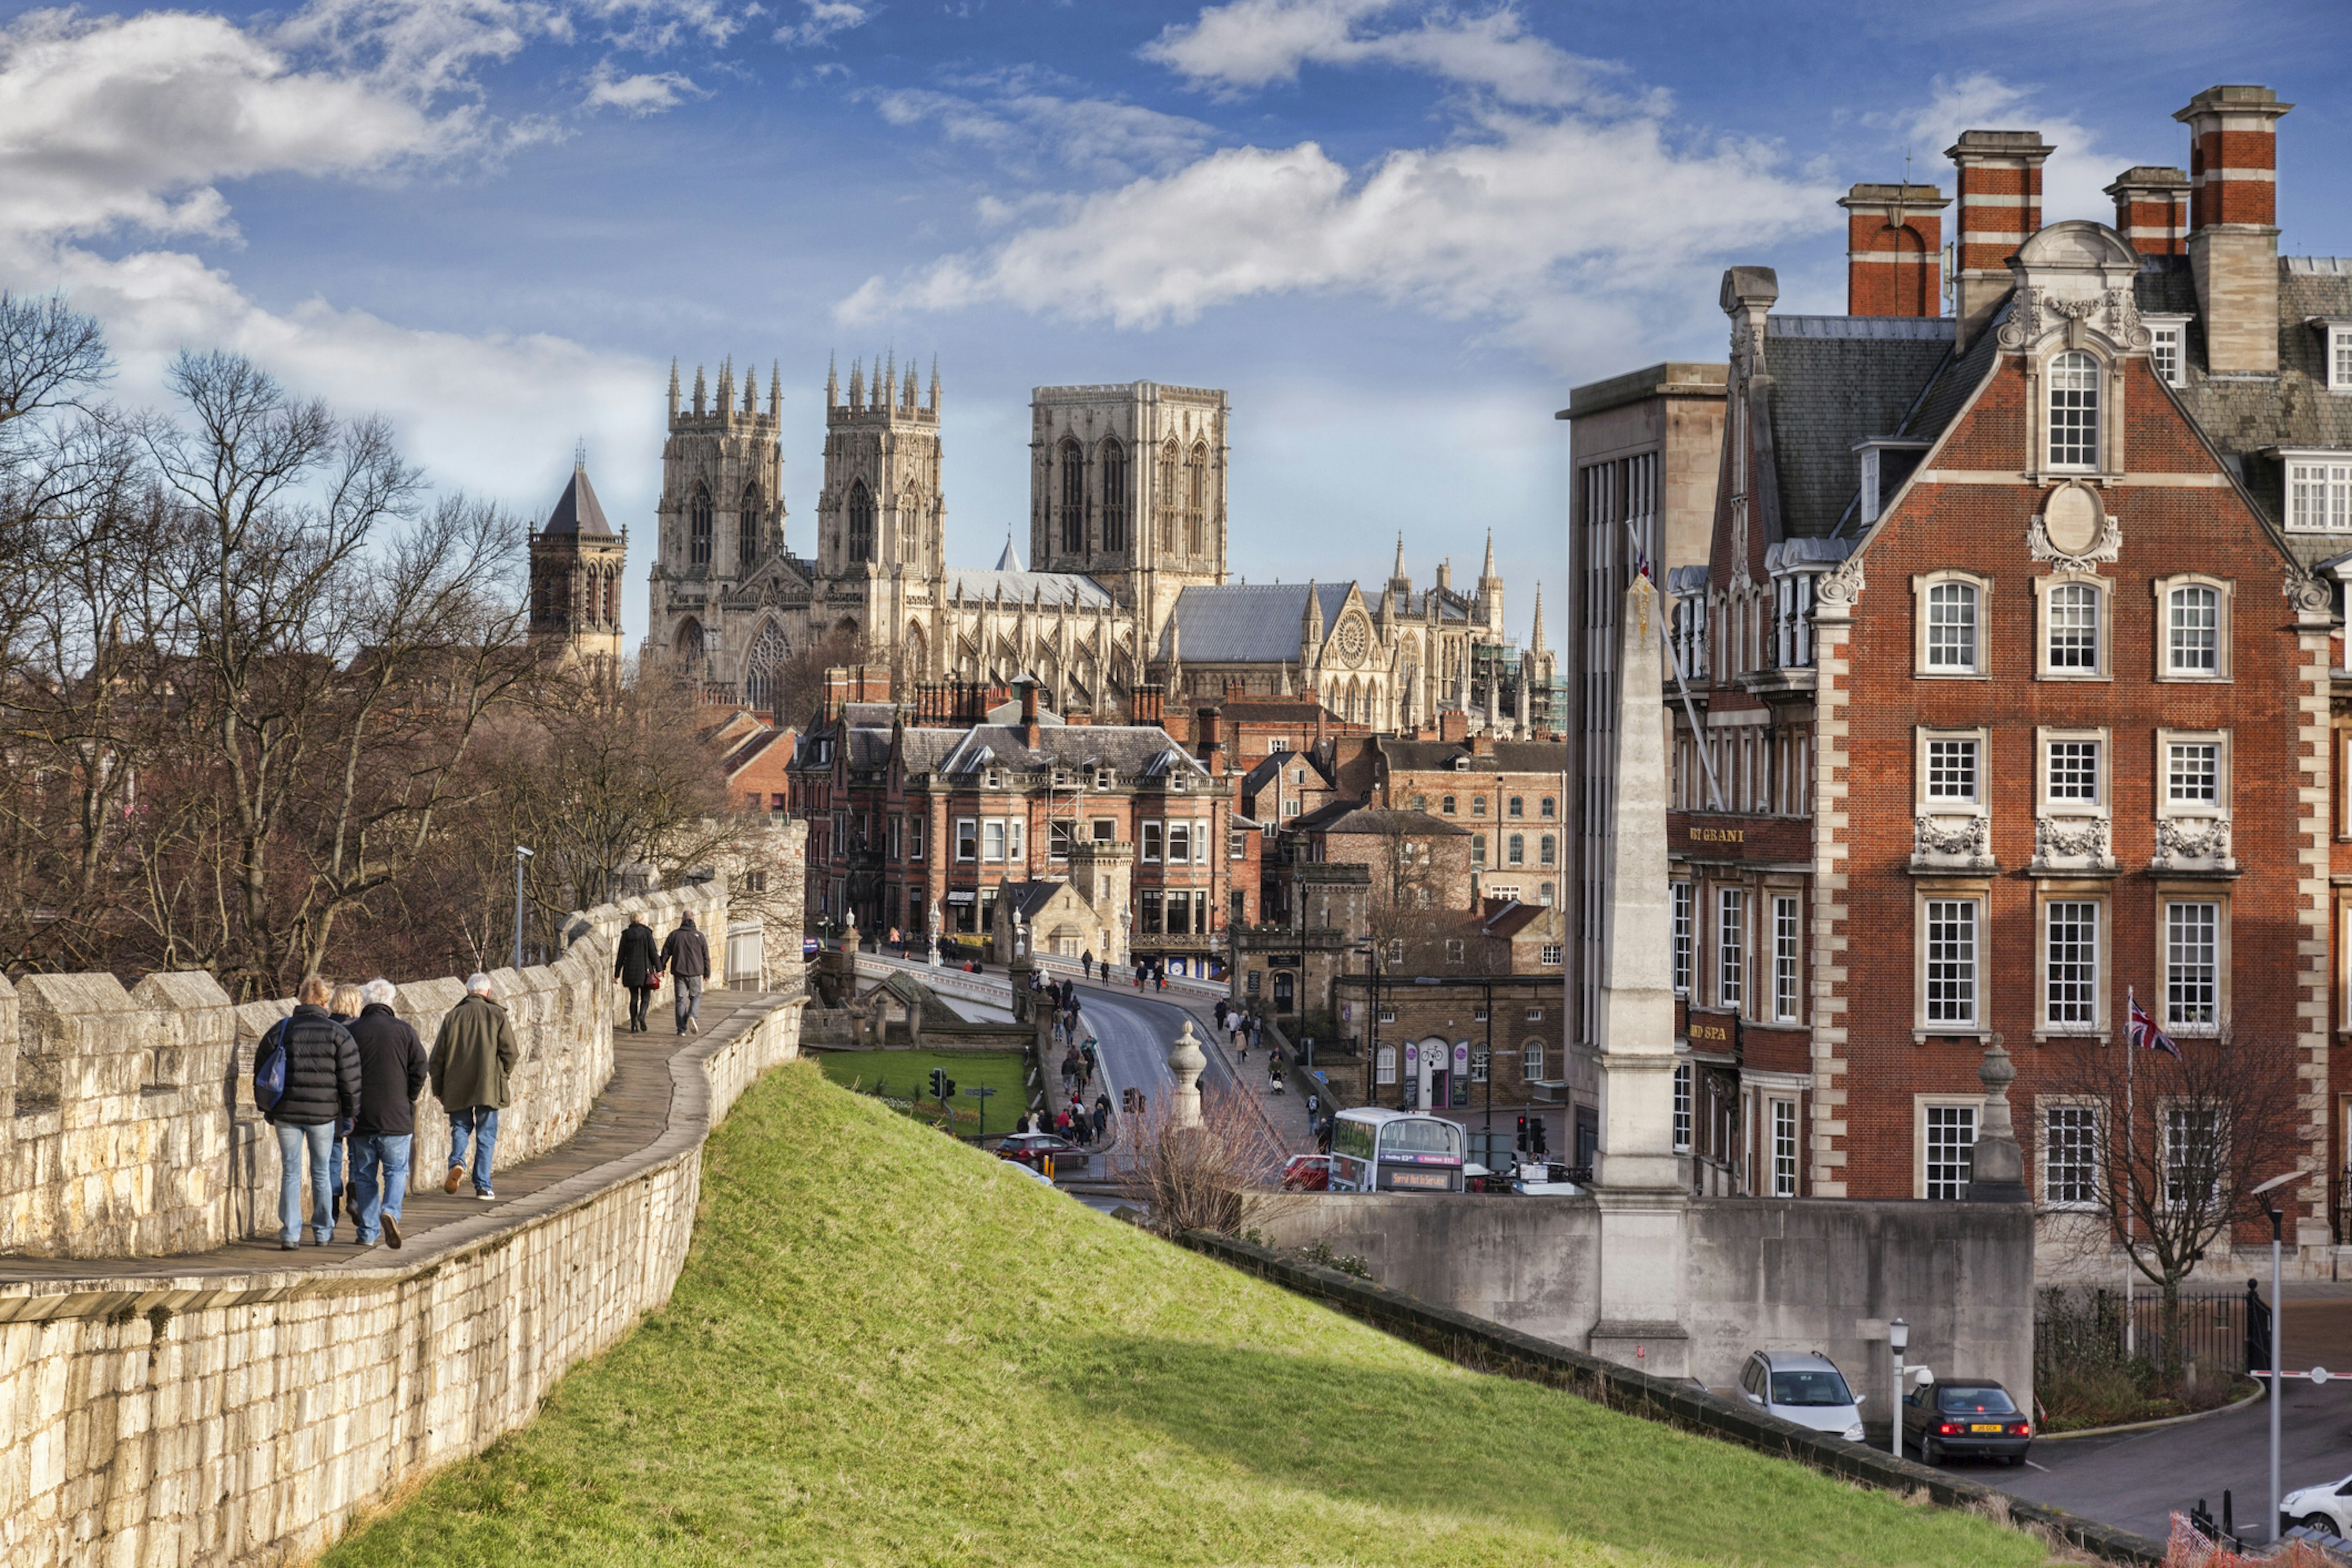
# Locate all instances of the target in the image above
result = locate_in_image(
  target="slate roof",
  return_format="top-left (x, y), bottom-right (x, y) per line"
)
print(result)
top-left (1762, 315), bottom-right (1954, 541)
top-left (941, 567), bottom-right (1114, 608)
top-left (1159, 582), bottom-right (1354, 662)
top-left (721, 729), bottom-right (790, 775)
top-left (1377, 737), bottom-right (1569, 774)
top-left (1243, 748), bottom-right (1338, 798)
top-left (1292, 802), bottom-right (1469, 838)
top-left (542, 463), bottom-right (613, 537)
top-left (930, 724), bottom-right (1210, 778)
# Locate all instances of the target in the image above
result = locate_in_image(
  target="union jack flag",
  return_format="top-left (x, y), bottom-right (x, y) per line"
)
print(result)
top-left (2127, 990), bottom-right (2182, 1061)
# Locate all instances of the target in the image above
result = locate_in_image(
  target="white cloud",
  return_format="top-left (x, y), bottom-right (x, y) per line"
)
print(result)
top-left (1867, 72), bottom-right (2138, 230)
top-left (840, 111), bottom-right (1830, 360)
top-left (1142, 0), bottom-right (1626, 110)
top-left (584, 59), bottom-right (706, 114)
top-left (867, 83), bottom-right (1214, 183)
top-left (776, 0), bottom-right (870, 48)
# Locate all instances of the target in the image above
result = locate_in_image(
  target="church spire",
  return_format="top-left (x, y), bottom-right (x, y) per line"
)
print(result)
top-left (1479, 529), bottom-right (1496, 581)
top-left (668, 359), bottom-right (680, 418)
top-left (1529, 582), bottom-right (1547, 653)
top-left (1392, 531), bottom-right (1406, 582)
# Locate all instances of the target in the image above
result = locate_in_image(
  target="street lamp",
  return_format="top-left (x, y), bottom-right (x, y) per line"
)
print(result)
top-left (512, 846), bottom-right (534, 971)
top-left (1888, 1317), bottom-right (1909, 1459)
top-left (2253, 1169), bottom-right (2301, 1541)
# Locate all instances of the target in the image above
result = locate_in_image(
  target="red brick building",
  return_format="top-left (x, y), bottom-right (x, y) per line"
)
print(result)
top-left (1572, 85), bottom-right (2348, 1265)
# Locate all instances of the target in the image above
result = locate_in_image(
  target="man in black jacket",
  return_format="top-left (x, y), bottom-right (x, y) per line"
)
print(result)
top-left (347, 979), bottom-right (429, 1250)
top-left (615, 914), bottom-right (659, 1033)
top-left (264, 975), bottom-right (361, 1250)
top-left (660, 911), bottom-right (711, 1034)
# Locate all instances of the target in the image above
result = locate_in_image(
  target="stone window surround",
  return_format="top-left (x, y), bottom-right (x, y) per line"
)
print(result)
top-left (1912, 569), bottom-right (1994, 679)
top-left (2034, 1094), bottom-right (2106, 1211)
top-left (2271, 446), bottom-right (2352, 532)
top-left (2021, 343), bottom-right (2129, 486)
top-left (1913, 879), bottom-right (1993, 1042)
top-left (1913, 1093), bottom-right (1986, 1202)
top-left (2032, 571), bottom-right (2113, 682)
top-left (2151, 573), bottom-right (2234, 683)
top-left (2154, 728), bottom-right (2231, 821)
top-left (2032, 883), bottom-right (2110, 1041)
top-left (2154, 884), bottom-right (2231, 1038)
top-left (2144, 315), bottom-right (2192, 390)
top-left (1915, 725), bottom-right (1991, 816)
top-left (2036, 725), bottom-right (2111, 820)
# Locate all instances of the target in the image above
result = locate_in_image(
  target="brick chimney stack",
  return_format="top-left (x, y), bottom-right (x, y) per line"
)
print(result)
top-left (1128, 683), bottom-right (1165, 728)
top-left (2176, 84), bottom-right (2292, 375)
top-left (1196, 707), bottom-right (1223, 772)
top-left (1948, 130), bottom-right (2055, 352)
top-left (1018, 677), bottom-right (1041, 750)
top-left (1838, 183), bottom-right (1950, 317)
top-left (2105, 165), bottom-right (2190, 255)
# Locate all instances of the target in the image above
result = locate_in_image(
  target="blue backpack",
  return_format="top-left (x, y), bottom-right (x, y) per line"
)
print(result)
top-left (252, 1019), bottom-right (288, 1114)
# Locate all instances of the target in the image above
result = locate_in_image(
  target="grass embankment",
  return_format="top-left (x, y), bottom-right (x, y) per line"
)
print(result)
top-left (325, 1061), bottom-right (2062, 1567)
top-left (814, 1048), bottom-right (1030, 1139)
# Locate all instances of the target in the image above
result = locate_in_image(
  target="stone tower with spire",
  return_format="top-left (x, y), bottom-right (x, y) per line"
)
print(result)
top-left (646, 356), bottom-right (788, 679)
top-left (530, 450), bottom-right (628, 667)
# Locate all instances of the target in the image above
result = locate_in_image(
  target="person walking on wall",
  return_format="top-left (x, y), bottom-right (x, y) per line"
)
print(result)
top-left (347, 978), bottom-right (428, 1248)
top-left (262, 975), bottom-right (360, 1250)
top-left (326, 982), bottom-right (366, 1226)
top-left (615, 913), bottom-right (659, 1033)
top-left (431, 973), bottom-right (520, 1200)
top-left (662, 911), bottom-right (711, 1035)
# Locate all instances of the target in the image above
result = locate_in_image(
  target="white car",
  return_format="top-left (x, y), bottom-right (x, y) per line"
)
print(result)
top-left (2280, 1473), bottom-right (2352, 1539)
top-left (1737, 1350), bottom-right (1868, 1442)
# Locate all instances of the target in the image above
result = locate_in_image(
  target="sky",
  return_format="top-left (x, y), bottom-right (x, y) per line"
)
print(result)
top-left (3, 0), bottom-right (2349, 652)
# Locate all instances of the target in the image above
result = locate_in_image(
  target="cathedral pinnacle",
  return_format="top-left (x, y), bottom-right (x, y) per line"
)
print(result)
top-left (769, 363), bottom-right (781, 420)
top-left (717, 358), bottom-right (735, 414)
top-left (692, 363), bottom-right (707, 416)
top-left (1392, 531), bottom-right (1406, 584)
top-left (929, 355), bottom-right (940, 412)
top-left (667, 359), bottom-right (679, 418)
top-left (826, 353), bottom-right (839, 409)
top-left (742, 363), bottom-right (756, 415)
top-left (848, 358), bottom-right (863, 409)
top-left (1530, 582), bottom-right (1547, 652)
top-left (1479, 529), bottom-right (1496, 581)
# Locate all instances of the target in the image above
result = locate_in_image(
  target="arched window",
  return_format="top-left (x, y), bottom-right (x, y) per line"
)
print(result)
top-left (1924, 580), bottom-right (1980, 672)
top-left (1540, 796), bottom-right (1556, 818)
top-left (1186, 440), bottom-right (1207, 556)
top-left (600, 568), bottom-right (616, 626)
top-left (847, 480), bottom-right (873, 563)
top-left (2048, 351), bottom-right (2100, 470)
top-left (1375, 1044), bottom-right (1397, 1085)
top-left (1471, 833), bottom-right (1487, 867)
top-left (1099, 438), bottom-right (1128, 553)
top-left (674, 617), bottom-right (705, 662)
top-left (2048, 581), bottom-right (2099, 670)
top-left (1158, 438), bottom-right (1180, 551)
top-left (739, 481), bottom-right (762, 567)
top-left (1059, 440), bottom-right (1085, 555)
top-left (1441, 794), bottom-right (1456, 815)
top-left (744, 622), bottom-right (790, 715)
top-left (1507, 834), bottom-right (1525, 866)
top-left (1539, 834), bottom-right (1556, 866)
top-left (689, 483), bottom-right (712, 566)
top-left (1523, 1038), bottom-right (1545, 1082)
top-left (2168, 584), bottom-right (2222, 673)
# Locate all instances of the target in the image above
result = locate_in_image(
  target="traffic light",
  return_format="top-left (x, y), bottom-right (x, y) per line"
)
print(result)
top-left (1515, 1115), bottom-right (1528, 1153)
top-left (1531, 1118), bottom-right (1550, 1157)
top-left (929, 1068), bottom-right (949, 1099)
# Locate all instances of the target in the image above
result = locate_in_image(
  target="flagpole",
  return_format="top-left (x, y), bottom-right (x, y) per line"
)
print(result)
top-left (2125, 987), bottom-right (2136, 1360)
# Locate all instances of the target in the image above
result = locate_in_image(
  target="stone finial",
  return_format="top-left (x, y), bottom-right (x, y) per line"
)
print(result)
top-left (1166, 1020), bottom-right (1205, 1129)
top-left (1970, 1034), bottom-right (2030, 1202)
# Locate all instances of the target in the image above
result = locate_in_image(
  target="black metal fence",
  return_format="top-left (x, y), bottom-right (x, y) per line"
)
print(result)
top-left (2035, 1285), bottom-right (2253, 1381)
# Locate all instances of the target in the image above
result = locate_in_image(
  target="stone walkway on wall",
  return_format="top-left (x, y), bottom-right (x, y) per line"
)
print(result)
top-left (0, 990), bottom-right (771, 1290)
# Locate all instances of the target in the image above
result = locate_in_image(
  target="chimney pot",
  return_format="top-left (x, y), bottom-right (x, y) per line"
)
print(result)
top-left (1838, 183), bottom-right (1951, 317)
top-left (2104, 165), bottom-right (2191, 256)
top-left (1948, 129), bottom-right (2056, 352)
top-left (2175, 85), bottom-right (2292, 375)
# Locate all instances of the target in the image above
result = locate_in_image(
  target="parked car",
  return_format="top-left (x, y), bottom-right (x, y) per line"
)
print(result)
top-left (995, 1132), bottom-right (1085, 1170)
top-left (1902, 1378), bottom-right (2032, 1466)
top-left (1281, 1154), bottom-right (1330, 1191)
top-left (1736, 1351), bottom-right (1866, 1442)
top-left (2280, 1471), bottom-right (2352, 1539)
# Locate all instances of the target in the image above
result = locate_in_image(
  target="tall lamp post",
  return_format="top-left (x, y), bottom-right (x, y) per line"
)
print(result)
top-left (1888, 1317), bottom-right (1909, 1459)
top-left (511, 845), bottom-right (534, 970)
top-left (2253, 1169), bottom-right (2300, 1541)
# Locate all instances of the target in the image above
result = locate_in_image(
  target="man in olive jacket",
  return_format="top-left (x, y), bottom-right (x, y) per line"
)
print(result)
top-left (429, 973), bottom-right (521, 1200)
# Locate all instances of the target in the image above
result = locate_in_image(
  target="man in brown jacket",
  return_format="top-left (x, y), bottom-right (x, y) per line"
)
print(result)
top-left (429, 972), bottom-right (521, 1200)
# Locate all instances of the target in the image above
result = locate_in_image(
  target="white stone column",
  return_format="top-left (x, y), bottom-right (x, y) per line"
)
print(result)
top-left (1166, 1021), bottom-right (1205, 1129)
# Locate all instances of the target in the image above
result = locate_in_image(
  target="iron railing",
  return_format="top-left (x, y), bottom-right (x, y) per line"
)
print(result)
top-left (2035, 1284), bottom-right (2252, 1381)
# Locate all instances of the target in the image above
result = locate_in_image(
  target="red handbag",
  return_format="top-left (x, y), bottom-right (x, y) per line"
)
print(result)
top-left (648, 971), bottom-right (663, 991)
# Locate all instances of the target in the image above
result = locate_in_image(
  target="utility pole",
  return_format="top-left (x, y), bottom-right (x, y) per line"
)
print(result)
top-left (512, 846), bottom-right (535, 970)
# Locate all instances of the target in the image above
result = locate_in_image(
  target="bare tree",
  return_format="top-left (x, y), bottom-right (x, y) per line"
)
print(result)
top-left (2047, 1025), bottom-right (2309, 1389)
top-left (1116, 1084), bottom-right (1295, 1235)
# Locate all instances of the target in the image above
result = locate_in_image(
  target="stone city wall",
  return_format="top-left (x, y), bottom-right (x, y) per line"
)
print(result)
top-left (0, 990), bottom-right (807, 1568)
top-left (0, 884), bottom-right (726, 1261)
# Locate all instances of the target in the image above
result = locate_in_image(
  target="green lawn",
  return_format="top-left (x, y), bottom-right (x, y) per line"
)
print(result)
top-left (813, 1048), bottom-right (1031, 1139)
top-left (323, 1060), bottom-right (2059, 1568)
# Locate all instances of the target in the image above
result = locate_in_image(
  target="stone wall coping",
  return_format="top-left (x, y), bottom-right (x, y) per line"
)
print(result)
top-left (0, 990), bottom-right (805, 1326)
top-left (1173, 1227), bottom-right (2168, 1568)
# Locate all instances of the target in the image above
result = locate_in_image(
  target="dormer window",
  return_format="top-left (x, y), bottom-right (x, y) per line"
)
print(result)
top-left (2315, 319), bottom-right (2352, 392)
top-left (2280, 450), bottom-right (2352, 532)
top-left (2144, 316), bottom-right (2190, 388)
top-left (2048, 352), bottom-right (2100, 470)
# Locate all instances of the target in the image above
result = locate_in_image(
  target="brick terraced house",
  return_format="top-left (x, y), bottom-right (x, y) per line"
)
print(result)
top-left (1571, 85), bottom-right (2352, 1269)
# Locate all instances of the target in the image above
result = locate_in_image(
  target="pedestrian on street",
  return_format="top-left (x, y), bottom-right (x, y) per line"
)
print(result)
top-left (1215, 998), bottom-right (1229, 1029)
top-left (1155, 967), bottom-right (1167, 992)
top-left (347, 978), bottom-right (428, 1250)
top-left (1306, 1092), bottom-right (1321, 1120)
top-left (260, 975), bottom-right (361, 1250)
top-left (615, 913), bottom-right (659, 1033)
top-left (660, 911), bottom-right (711, 1033)
top-left (1091, 1095), bottom-right (1110, 1140)
top-left (326, 982), bottom-right (365, 1226)
top-left (1082, 951), bottom-right (1094, 979)
top-left (1055, 1107), bottom-right (1072, 1140)
top-left (429, 973), bottom-right (520, 1201)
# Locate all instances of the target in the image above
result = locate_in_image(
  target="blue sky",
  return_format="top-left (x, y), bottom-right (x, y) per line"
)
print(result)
top-left (4, 0), bottom-right (2348, 651)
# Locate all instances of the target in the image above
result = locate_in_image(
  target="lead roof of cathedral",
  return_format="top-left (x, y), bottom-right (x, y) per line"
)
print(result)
top-left (800, 720), bottom-right (1213, 778)
top-left (940, 567), bottom-right (1115, 608)
top-left (542, 464), bottom-right (613, 537)
top-left (1159, 582), bottom-right (1361, 663)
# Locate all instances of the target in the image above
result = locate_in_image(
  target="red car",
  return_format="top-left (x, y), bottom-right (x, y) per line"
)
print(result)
top-left (1281, 1155), bottom-right (1331, 1191)
top-left (995, 1133), bottom-right (1085, 1170)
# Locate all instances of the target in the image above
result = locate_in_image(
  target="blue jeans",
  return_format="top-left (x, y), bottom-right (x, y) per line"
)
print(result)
top-left (448, 1106), bottom-right (500, 1193)
top-left (350, 1134), bottom-right (412, 1243)
top-left (673, 973), bottom-right (704, 1031)
top-left (276, 1121), bottom-right (336, 1245)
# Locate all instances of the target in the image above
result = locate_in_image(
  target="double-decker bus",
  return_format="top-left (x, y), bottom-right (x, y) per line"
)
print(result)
top-left (1326, 1108), bottom-right (1465, 1193)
